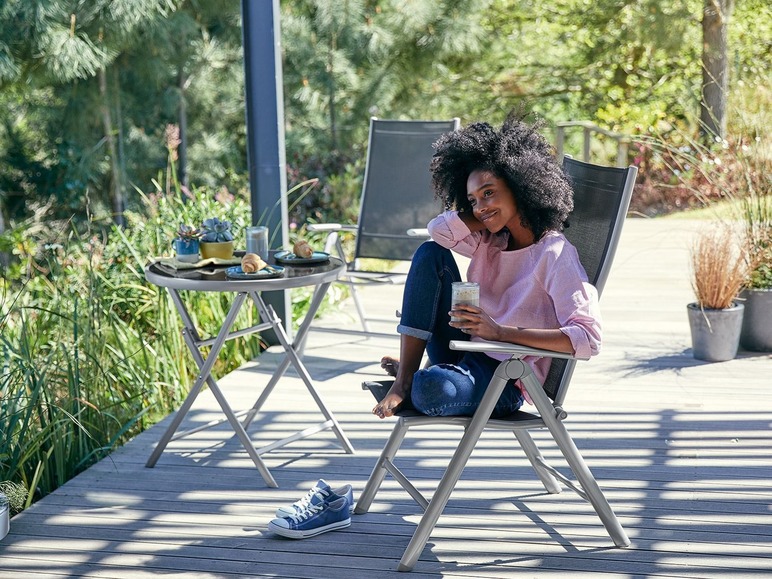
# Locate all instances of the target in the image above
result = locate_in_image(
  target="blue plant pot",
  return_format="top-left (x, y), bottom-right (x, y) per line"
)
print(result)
top-left (173, 238), bottom-right (200, 263)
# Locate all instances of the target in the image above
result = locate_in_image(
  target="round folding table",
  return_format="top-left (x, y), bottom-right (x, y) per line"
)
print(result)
top-left (144, 253), bottom-right (352, 487)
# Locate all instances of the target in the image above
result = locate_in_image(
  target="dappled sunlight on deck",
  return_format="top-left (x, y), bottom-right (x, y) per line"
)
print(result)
top-left (1, 220), bottom-right (770, 577)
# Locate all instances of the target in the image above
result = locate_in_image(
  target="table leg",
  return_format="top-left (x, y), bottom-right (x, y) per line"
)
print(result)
top-left (146, 290), bottom-right (278, 487)
top-left (293, 280), bottom-right (329, 357)
top-left (146, 274), bottom-right (353, 485)
top-left (237, 281), bottom-right (329, 420)
top-left (246, 288), bottom-right (355, 455)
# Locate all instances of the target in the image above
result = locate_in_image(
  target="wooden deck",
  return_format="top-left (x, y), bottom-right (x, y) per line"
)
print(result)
top-left (1, 218), bottom-right (771, 578)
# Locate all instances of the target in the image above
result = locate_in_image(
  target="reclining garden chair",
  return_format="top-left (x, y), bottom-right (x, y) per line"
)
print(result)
top-left (359, 156), bottom-right (638, 571)
top-left (308, 117), bottom-right (460, 333)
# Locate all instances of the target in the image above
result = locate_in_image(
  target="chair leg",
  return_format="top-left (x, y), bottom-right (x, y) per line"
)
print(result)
top-left (514, 430), bottom-right (562, 494)
top-left (521, 373), bottom-right (630, 548)
top-left (323, 231), bottom-right (371, 333)
top-left (549, 418), bottom-right (630, 547)
top-left (397, 361), bottom-right (524, 571)
top-left (349, 282), bottom-right (371, 333)
top-left (355, 418), bottom-right (410, 514)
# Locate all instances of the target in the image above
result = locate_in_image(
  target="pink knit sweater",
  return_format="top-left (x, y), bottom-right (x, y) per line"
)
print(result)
top-left (427, 211), bottom-right (602, 399)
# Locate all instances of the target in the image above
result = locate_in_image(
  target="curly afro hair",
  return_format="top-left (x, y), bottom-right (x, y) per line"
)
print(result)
top-left (430, 111), bottom-right (574, 240)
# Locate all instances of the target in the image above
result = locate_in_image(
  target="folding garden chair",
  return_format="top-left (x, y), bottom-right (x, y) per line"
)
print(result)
top-left (358, 157), bottom-right (638, 571)
top-left (308, 117), bottom-right (460, 333)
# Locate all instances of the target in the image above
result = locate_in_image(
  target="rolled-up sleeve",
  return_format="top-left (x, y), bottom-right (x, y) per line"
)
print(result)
top-left (558, 281), bottom-right (602, 359)
top-left (544, 253), bottom-right (602, 360)
top-left (539, 237), bottom-right (602, 359)
top-left (427, 211), bottom-right (479, 258)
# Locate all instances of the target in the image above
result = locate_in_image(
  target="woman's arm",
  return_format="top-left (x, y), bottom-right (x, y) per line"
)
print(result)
top-left (449, 237), bottom-right (601, 357)
top-left (427, 211), bottom-right (484, 257)
top-left (449, 305), bottom-right (575, 354)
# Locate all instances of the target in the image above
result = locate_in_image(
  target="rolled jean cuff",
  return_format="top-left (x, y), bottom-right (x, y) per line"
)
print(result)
top-left (397, 323), bottom-right (431, 341)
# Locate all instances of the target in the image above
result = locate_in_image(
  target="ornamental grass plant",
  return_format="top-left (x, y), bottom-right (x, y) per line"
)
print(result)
top-left (0, 170), bottom-right (335, 510)
top-left (1, 217), bottom-right (159, 509)
top-left (633, 84), bottom-right (770, 219)
top-left (0, 192), bottom-right (256, 508)
top-left (741, 187), bottom-right (772, 290)
top-left (690, 223), bottom-right (748, 310)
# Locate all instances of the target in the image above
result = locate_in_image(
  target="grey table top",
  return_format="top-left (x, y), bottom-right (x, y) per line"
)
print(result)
top-left (144, 251), bottom-right (345, 292)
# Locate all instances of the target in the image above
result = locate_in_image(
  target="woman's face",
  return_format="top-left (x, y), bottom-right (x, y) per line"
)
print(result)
top-left (466, 170), bottom-right (520, 234)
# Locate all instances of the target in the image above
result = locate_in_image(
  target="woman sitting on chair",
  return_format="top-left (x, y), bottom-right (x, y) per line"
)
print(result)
top-left (373, 112), bottom-right (602, 419)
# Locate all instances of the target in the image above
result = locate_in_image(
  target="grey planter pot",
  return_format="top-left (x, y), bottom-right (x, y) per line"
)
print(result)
top-left (687, 302), bottom-right (745, 362)
top-left (739, 288), bottom-right (772, 352)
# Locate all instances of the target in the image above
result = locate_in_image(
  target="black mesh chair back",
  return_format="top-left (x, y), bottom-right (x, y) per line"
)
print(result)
top-left (354, 118), bottom-right (460, 261)
top-left (542, 157), bottom-right (637, 402)
top-left (358, 157), bottom-right (638, 571)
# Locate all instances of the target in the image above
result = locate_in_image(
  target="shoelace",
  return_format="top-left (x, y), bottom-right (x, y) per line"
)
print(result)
top-left (292, 486), bottom-right (329, 512)
top-left (288, 501), bottom-right (324, 523)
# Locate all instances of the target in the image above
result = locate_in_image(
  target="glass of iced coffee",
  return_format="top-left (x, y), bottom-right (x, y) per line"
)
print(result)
top-left (451, 281), bottom-right (480, 323)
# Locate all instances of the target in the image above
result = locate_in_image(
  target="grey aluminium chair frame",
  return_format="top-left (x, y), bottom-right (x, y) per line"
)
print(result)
top-left (309, 117), bottom-right (460, 334)
top-left (356, 158), bottom-right (638, 571)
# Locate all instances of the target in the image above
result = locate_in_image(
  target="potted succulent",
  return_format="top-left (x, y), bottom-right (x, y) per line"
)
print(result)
top-left (687, 224), bottom-right (747, 362)
top-left (199, 217), bottom-right (235, 259)
top-left (739, 193), bottom-right (772, 351)
top-left (173, 223), bottom-right (202, 263)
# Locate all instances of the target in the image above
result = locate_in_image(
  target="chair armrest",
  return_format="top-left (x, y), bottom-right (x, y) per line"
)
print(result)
top-left (307, 223), bottom-right (358, 233)
top-left (449, 339), bottom-right (585, 361)
top-left (406, 228), bottom-right (430, 238)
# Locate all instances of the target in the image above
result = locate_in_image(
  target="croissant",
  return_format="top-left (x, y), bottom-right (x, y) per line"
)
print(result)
top-left (241, 253), bottom-right (267, 273)
top-left (293, 239), bottom-right (314, 259)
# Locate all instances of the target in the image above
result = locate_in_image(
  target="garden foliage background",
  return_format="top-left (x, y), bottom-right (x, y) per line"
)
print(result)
top-left (0, 0), bottom-right (769, 512)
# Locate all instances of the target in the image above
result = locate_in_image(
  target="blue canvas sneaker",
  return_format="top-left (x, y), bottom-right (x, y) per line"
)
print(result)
top-left (275, 479), bottom-right (354, 518)
top-left (268, 496), bottom-right (351, 539)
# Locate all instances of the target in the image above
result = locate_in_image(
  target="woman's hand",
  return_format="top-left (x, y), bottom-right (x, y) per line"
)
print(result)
top-left (450, 304), bottom-right (575, 354)
top-left (457, 211), bottom-right (487, 232)
top-left (449, 304), bottom-right (501, 341)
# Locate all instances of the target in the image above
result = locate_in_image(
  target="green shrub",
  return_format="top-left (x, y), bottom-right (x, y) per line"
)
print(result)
top-left (0, 177), bottom-right (341, 509)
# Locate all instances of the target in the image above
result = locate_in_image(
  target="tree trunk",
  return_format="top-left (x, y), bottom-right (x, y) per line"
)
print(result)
top-left (0, 207), bottom-right (8, 269)
top-left (99, 66), bottom-right (125, 226)
top-left (700, 0), bottom-right (735, 142)
top-left (328, 31), bottom-right (337, 151)
top-left (177, 65), bottom-right (189, 190)
top-left (113, 67), bottom-right (126, 205)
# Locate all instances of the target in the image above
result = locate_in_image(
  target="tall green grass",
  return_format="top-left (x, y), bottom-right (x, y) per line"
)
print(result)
top-left (0, 179), bottom-right (335, 509)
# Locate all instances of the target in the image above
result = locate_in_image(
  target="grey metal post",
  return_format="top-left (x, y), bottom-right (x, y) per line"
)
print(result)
top-left (241, 0), bottom-right (291, 340)
top-left (617, 140), bottom-right (629, 168)
top-left (583, 126), bottom-right (591, 162)
top-left (555, 125), bottom-right (565, 164)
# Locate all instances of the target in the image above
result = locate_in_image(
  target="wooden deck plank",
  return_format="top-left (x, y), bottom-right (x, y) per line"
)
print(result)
top-left (11, 501), bottom-right (772, 550)
top-left (1, 219), bottom-right (771, 578)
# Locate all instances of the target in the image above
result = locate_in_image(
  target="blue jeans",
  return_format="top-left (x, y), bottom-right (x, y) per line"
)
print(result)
top-left (397, 242), bottom-right (523, 417)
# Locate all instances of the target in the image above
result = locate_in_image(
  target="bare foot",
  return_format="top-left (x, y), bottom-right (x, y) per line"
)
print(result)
top-left (380, 356), bottom-right (399, 377)
top-left (372, 381), bottom-right (410, 419)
